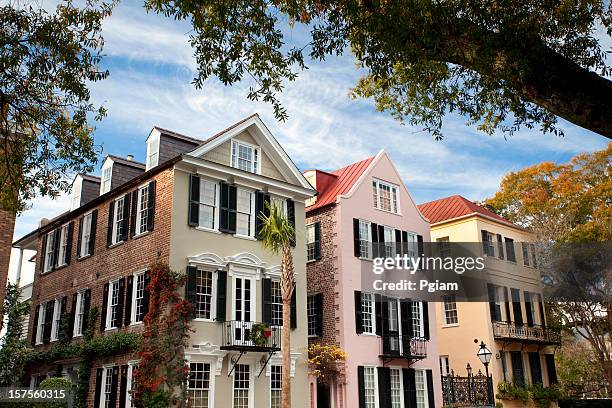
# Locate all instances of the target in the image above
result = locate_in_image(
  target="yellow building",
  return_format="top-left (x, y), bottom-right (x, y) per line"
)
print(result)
top-left (418, 195), bottom-right (560, 408)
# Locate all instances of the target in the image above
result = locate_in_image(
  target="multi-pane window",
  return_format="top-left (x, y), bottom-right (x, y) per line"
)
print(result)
top-left (404, 232), bottom-right (417, 259)
top-left (522, 243), bottom-right (531, 266)
top-left (497, 234), bottom-right (505, 260)
top-left (231, 140), bottom-right (259, 173)
top-left (195, 269), bottom-right (213, 320)
top-left (437, 237), bottom-right (451, 258)
top-left (390, 368), bottom-right (402, 408)
top-left (372, 180), bottom-right (399, 213)
top-left (270, 196), bottom-right (287, 216)
top-left (188, 362), bottom-right (211, 408)
top-left (112, 196), bottom-right (125, 244)
top-left (307, 295), bottom-right (317, 337)
top-left (270, 365), bottom-right (282, 408)
top-left (133, 273), bottom-right (146, 323)
top-left (51, 298), bottom-right (61, 341)
top-left (271, 280), bottom-right (283, 327)
top-left (412, 301), bottom-right (424, 338)
top-left (199, 180), bottom-right (217, 229)
top-left (362, 293), bottom-right (375, 334)
top-left (233, 364), bottom-right (250, 408)
top-left (415, 369), bottom-right (428, 408)
top-left (442, 295), bottom-right (458, 325)
top-left (388, 300), bottom-right (400, 350)
top-left (36, 302), bottom-right (46, 344)
top-left (306, 224), bottom-right (316, 261)
top-left (101, 166), bottom-right (112, 194)
top-left (103, 367), bottom-right (113, 408)
top-left (146, 137), bottom-right (159, 170)
top-left (383, 226), bottom-right (395, 258)
top-left (80, 212), bottom-right (93, 257)
top-left (57, 224), bottom-right (69, 266)
top-left (107, 281), bottom-right (120, 329)
top-left (126, 363), bottom-right (137, 408)
top-left (440, 356), bottom-right (450, 376)
top-left (136, 185), bottom-right (149, 235)
top-left (236, 189), bottom-right (254, 237)
top-left (505, 238), bottom-right (516, 262)
top-left (358, 220), bottom-right (371, 259)
top-left (44, 231), bottom-right (56, 272)
top-left (482, 231), bottom-right (495, 256)
top-left (363, 366), bottom-right (377, 408)
top-left (74, 291), bottom-right (86, 337)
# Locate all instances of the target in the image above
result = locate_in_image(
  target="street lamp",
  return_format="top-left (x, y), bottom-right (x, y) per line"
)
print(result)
top-left (466, 363), bottom-right (472, 377)
top-left (476, 341), bottom-right (492, 377)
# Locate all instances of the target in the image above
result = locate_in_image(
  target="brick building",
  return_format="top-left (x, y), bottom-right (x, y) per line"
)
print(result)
top-left (16, 114), bottom-right (316, 408)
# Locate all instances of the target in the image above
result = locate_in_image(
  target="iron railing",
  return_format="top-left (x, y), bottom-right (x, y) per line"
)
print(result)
top-left (492, 321), bottom-right (561, 345)
top-left (442, 371), bottom-right (494, 407)
top-left (220, 320), bottom-right (281, 352)
top-left (380, 334), bottom-right (427, 360)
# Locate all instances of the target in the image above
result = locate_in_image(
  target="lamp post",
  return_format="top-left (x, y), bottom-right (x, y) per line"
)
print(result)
top-left (476, 341), bottom-right (493, 405)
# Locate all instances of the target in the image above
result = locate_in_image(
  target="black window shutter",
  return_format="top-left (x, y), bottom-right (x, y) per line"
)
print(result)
top-left (188, 174), bottom-right (200, 226)
top-left (488, 284), bottom-right (499, 322)
top-left (130, 190), bottom-right (138, 237)
top-left (142, 270), bottom-right (151, 317)
top-left (504, 287), bottom-right (512, 322)
top-left (497, 233), bottom-right (504, 259)
top-left (538, 298), bottom-right (547, 328)
top-left (60, 296), bottom-right (67, 338)
top-left (315, 293), bottom-right (323, 336)
top-left (124, 275), bottom-right (133, 326)
top-left (186, 266), bottom-right (197, 319)
top-left (417, 234), bottom-right (424, 258)
top-left (394, 229), bottom-right (402, 256)
top-left (262, 278), bottom-right (272, 325)
top-left (52, 229), bottom-right (60, 270)
top-left (115, 278), bottom-right (125, 328)
top-left (375, 294), bottom-right (384, 336)
top-left (422, 301), bottom-right (430, 339)
top-left (109, 366), bottom-right (119, 407)
top-left (287, 199), bottom-right (296, 247)
top-left (377, 367), bottom-right (392, 408)
top-left (403, 368), bottom-right (417, 408)
top-left (227, 185), bottom-right (237, 233)
top-left (314, 222), bottom-right (321, 260)
top-left (254, 191), bottom-right (264, 239)
top-left (219, 182), bottom-right (229, 232)
top-left (400, 298), bottom-right (413, 343)
top-left (511, 351), bottom-right (525, 386)
top-left (353, 218), bottom-right (361, 257)
top-left (354, 291), bottom-right (363, 334)
top-left (371, 223), bottom-right (379, 258)
top-left (290, 284), bottom-right (297, 329)
top-left (89, 210), bottom-right (98, 255)
top-left (42, 300), bottom-right (54, 343)
top-left (545, 354), bottom-right (557, 384)
top-left (39, 234), bottom-right (47, 273)
top-left (69, 292), bottom-right (78, 338)
top-left (377, 225), bottom-right (384, 257)
top-left (481, 229), bottom-right (489, 254)
top-left (511, 288), bottom-right (523, 325)
top-left (357, 366), bottom-right (366, 408)
top-left (107, 201), bottom-right (115, 247)
top-left (77, 217), bottom-right (83, 258)
top-left (100, 282), bottom-right (109, 332)
top-left (216, 270), bottom-right (227, 321)
top-left (147, 180), bottom-right (156, 232)
top-left (94, 368), bottom-right (103, 408)
top-left (426, 370), bottom-right (435, 408)
top-left (82, 289), bottom-right (91, 334)
top-left (121, 193), bottom-right (131, 242)
top-left (119, 365), bottom-right (128, 408)
top-left (401, 231), bottom-right (408, 256)
top-left (529, 352), bottom-right (543, 385)
top-left (525, 291), bottom-right (534, 327)
top-left (66, 221), bottom-right (74, 265)
top-left (31, 304), bottom-right (40, 346)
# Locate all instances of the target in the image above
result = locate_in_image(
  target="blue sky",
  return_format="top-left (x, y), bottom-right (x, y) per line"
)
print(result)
top-left (12, 1), bottom-right (610, 241)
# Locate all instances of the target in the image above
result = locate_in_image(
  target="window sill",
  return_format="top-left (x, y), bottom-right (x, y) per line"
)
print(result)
top-left (105, 327), bottom-right (118, 333)
top-left (306, 259), bottom-right (318, 264)
top-left (442, 323), bottom-right (460, 328)
top-left (108, 241), bottom-right (124, 249)
top-left (193, 318), bottom-right (216, 322)
top-left (307, 334), bottom-right (320, 339)
top-left (373, 207), bottom-right (402, 216)
top-left (132, 231), bottom-right (150, 240)
top-left (358, 257), bottom-right (373, 262)
top-left (77, 254), bottom-right (92, 262)
top-left (195, 227), bottom-right (222, 234)
top-left (359, 332), bottom-right (377, 337)
top-left (233, 234), bottom-right (257, 241)
top-left (130, 321), bottom-right (144, 327)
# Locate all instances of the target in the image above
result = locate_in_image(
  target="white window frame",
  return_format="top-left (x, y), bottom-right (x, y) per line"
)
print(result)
top-left (100, 365), bottom-right (115, 408)
top-left (412, 301), bottom-right (425, 338)
top-left (269, 364), bottom-right (282, 408)
top-left (194, 268), bottom-right (217, 322)
top-left (71, 176), bottom-right (82, 211)
top-left (135, 184), bottom-right (150, 236)
top-left (440, 356), bottom-right (451, 376)
top-left (198, 178), bottom-right (220, 231)
top-left (307, 294), bottom-right (317, 337)
top-left (44, 231), bottom-right (56, 273)
top-left (372, 179), bottom-right (400, 214)
top-left (232, 362), bottom-right (254, 408)
top-left (382, 226), bottom-right (396, 258)
top-left (112, 196), bottom-right (125, 245)
top-left (106, 280), bottom-right (120, 330)
top-left (270, 279), bottom-right (283, 327)
top-left (36, 302), bottom-right (46, 345)
top-left (361, 293), bottom-right (376, 335)
top-left (57, 224), bottom-right (69, 267)
top-left (126, 361), bottom-right (138, 408)
top-left (188, 361), bottom-right (212, 408)
top-left (389, 367), bottom-right (404, 408)
top-left (231, 139), bottom-right (260, 174)
top-left (101, 163), bottom-right (112, 195)
top-left (146, 133), bottom-right (160, 170)
top-left (358, 219), bottom-right (372, 260)
top-left (415, 369), bottom-right (429, 408)
top-left (235, 188), bottom-right (255, 238)
top-left (131, 271), bottom-right (147, 324)
top-left (80, 212), bottom-right (93, 257)
top-left (50, 298), bottom-right (62, 342)
top-left (306, 223), bottom-right (316, 262)
top-left (442, 295), bottom-right (458, 325)
top-left (363, 365), bottom-right (379, 408)
top-left (231, 272), bottom-right (257, 324)
top-left (73, 291), bottom-right (86, 337)
top-left (270, 195), bottom-right (287, 217)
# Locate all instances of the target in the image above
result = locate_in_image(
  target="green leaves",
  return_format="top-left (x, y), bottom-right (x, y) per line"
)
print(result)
top-left (0, 1), bottom-right (115, 213)
top-left (258, 201), bottom-right (294, 254)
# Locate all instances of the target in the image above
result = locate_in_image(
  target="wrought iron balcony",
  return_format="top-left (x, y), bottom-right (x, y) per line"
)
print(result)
top-left (220, 320), bottom-right (281, 352)
top-left (492, 321), bottom-right (561, 345)
top-left (380, 333), bottom-right (428, 361)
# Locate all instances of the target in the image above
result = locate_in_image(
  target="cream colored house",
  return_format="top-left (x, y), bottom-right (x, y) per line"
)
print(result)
top-left (418, 195), bottom-right (560, 408)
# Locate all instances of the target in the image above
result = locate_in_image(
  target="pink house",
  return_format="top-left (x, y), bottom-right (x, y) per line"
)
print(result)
top-left (304, 151), bottom-right (442, 408)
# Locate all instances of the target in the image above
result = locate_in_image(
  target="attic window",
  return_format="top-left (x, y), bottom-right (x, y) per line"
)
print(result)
top-left (101, 165), bottom-right (112, 194)
top-left (146, 134), bottom-right (159, 170)
top-left (71, 176), bottom-right (82, 210)
top-left (372, 179), bottom-right (399, 214)
top-left (231, 140), bottom-right (259, 174)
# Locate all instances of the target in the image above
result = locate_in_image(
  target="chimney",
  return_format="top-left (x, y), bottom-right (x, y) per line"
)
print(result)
top-left (126, 154), bottom-right (134, 161)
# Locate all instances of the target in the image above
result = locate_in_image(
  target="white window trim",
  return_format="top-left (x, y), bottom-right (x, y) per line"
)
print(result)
top-left (269, 278), bottom-right (283, 328)
top-left (106, 280), bottom-right (120, 330)
top-left (363, 365), bottom-right (380, 408)
top-left (372, 179), bottom-right (401, 215)
top-left (57, 224), bottom-right (69, 267)
top-left (413, 301), bottom-right (425, 338)
top-left (126, 360), bottom-right (138, 407)
top-left (234, 187), bottom-right (256, 239)
top-left (415, 369), bottom-right (429, 408)
top-left (389, 366), bottom-right (405, 408)
top-left (130, 271), bottom-right (147, 325)
top-left (269, 364), bottom-right (282, 408)
top-left (230, 139), bottom-right (261, 174)
top-left (198, 177), bottom-right (221, 232)
top-left (186, 356), bottom-right (218, 408)
top-left (111, 196), bottom-right (125, 245)
top-left (134, 183), bottom-right (150, 237)
top-left (361, 293), bottom-right (376, 336)
top-left (231, 273), bottom-right (256, 324)
top-left (440, 356), bottom-right (450, 377)
top-left (80, 212), bottom-right (93, 258)
top-left (73, 291), bottom-right (86, 337)
top-left (50, 298), bottom-right (62, 342)
top-left (100, 365), bottom-right (115, 408)
top-left (358, 219), bottom-right (372, 260)
top-left (442, 295), bottom-right (458, 326)
top-left (36, 302), bottom-right (46, 345)
top-left (382, 225), bottom-right (396, 258)
top-left (231, 362), bottom-right (254, 408)
top-left (193, 268), bottom-right (218, 322)
top-left (307, 294), bottom-right (317, 337)
top-left (100, 162), bottom-right (113, 195)
top-left (44, 231), bottom-right (55, 273)
top-left (146, 133), bottom-right (160, 171)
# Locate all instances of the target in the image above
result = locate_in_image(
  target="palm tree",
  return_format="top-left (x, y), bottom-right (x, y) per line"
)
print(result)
top-left (259, 202), bottom-right (295, 408)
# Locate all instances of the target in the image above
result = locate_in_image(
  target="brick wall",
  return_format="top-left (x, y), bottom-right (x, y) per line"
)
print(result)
top-left (306, 205), bottom-right (340, 346)
top-left (27, 167), bottom-right (175, 404)
top-left (0, 208), bottom-right (16, 320)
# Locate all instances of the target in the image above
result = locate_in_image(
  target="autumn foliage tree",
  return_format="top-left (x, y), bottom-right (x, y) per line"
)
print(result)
top-left (132, 262), bottom-right (192, 407)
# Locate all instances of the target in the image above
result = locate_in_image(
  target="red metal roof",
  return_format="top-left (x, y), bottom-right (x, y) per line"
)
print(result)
top-left (306, 156), bottom-right (375, 212)
top-left (417, 195), bottom-right (514, 226)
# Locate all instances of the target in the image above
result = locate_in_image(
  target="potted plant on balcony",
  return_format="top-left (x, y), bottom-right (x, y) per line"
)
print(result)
top-left (249, 323), bottom-right (272, 347)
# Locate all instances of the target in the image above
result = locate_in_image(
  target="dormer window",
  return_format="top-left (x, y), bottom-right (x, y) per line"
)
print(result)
top-left (101, 164), bottom-right (112, 194)
top-left (231, 140), bottom-right (259, 173)
top-left (71, 176), bottom-right (82, 210)
top-left (146, 134), bottom-right (159, 170)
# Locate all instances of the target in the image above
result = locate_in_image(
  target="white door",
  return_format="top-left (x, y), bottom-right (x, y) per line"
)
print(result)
top-left (234, 276), bottom-right (254, 343)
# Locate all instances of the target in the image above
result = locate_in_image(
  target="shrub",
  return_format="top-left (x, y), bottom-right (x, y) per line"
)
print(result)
top-left (34, 377), bottom-right (71, 408)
